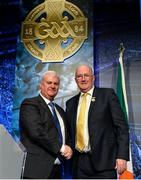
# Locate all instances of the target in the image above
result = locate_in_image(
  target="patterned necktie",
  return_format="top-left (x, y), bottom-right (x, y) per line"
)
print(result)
top-left (49, 102), bottom-right (63, 145)
top-left (76, 93), bottom-right (87, 152)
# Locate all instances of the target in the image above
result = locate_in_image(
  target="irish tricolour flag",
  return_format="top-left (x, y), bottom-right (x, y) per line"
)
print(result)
top-left (116, 44), bottom-right (134, 179)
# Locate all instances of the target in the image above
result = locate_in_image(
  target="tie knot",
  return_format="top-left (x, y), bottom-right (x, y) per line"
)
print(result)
top-left (84, 93), bottom-right (88, 96)
top-left (48, 101), bottom-right (55, 108)
top-left (82, 93), bottom-right (88, 98)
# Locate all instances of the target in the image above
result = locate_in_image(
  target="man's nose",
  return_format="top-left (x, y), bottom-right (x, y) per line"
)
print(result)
top-left (51, 83), bottom-right (55, 88)
top-left (82, 75), bottom-right (86, 80)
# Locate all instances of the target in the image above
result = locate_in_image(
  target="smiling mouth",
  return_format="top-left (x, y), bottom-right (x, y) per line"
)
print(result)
top-left (81, 82), bottom-right (87, 84)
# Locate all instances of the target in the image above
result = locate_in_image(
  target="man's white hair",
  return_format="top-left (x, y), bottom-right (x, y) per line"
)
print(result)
top-left (40, 71), bottom-right (60, 82)
top-left (75, 64), bottom-right (94, 76)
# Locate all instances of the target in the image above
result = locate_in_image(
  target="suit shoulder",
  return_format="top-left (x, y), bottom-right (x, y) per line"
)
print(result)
top-left (96, 87), bottom-right (115, 93)
top-left (66, 94), bottom-right (79, 104)
top-left (21, 96), bottom-right (39, 105)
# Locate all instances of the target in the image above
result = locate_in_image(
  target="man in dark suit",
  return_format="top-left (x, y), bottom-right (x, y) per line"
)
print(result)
top-left (66, 64), bottom-right (129, 179)
top-left (19, 71), bottom-right (73, 179)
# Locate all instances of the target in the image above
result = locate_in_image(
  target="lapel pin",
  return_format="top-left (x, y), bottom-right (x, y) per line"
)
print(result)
top-left (91, 97), bottom-right (96, 102)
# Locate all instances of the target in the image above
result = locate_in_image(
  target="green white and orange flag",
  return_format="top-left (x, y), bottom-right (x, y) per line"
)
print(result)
top-left (116, 44), bottom-right (134, 179)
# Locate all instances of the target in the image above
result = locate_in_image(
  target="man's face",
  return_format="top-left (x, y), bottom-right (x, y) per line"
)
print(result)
top-left (75, 65), bottom-right (95, 93)
top-left (40, 74), bottom-right (60, 100)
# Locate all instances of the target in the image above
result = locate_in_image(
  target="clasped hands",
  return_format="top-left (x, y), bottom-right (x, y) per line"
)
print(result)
top-left (60, 145), bottom-right (73, 160)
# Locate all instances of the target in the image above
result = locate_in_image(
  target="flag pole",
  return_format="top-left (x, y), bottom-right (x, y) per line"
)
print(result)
top-left (119, 42), bottom-right (125, 56)
top-left (117, 43), bottom-right (129, 121)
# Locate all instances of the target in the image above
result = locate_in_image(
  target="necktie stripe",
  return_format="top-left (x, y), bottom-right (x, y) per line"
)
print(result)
top-left (49, 102), bottom-right (63, 145)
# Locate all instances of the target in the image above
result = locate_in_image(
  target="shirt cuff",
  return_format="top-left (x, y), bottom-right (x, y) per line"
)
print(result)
top-left (60, 144), bottom-right (65, 153)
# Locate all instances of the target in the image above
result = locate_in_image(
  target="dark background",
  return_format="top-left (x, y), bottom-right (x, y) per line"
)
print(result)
top-left (94, 1), bottom-right (141, 179)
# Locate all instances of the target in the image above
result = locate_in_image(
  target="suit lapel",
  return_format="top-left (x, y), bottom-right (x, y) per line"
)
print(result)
top-left (38, 95), bottom-right (58, 127)
top-left (88, 88), bottom-right (98, 142)
top-left (88, 88), bottom-right (97, 120)
top-left (72, 94), bottom-right (80, 135)
top-left (88, 88), bottom-right (101, 149)
top-left (38, 95), bottom-right (48, 109)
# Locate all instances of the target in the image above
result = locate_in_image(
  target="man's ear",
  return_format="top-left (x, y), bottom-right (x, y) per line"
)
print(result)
top-left (93, 75), bottom-right (95, 82)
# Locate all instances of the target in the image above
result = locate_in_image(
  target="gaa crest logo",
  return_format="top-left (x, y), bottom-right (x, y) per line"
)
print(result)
top-left (21, 0), bottom-right (88, 62)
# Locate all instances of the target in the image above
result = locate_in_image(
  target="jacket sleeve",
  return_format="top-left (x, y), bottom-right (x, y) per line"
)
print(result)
top-left (19, 99), bottom-right (61, 155)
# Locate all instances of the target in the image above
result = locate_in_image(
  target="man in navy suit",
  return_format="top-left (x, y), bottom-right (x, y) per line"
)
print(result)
top-left (66, 64), bottom-right (129, 179)
top-left (20, 71), bottom-right (73, 179)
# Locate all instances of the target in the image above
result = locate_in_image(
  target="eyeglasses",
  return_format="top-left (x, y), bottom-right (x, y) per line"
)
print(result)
top-left (75, 74), bottom-right (92, 80)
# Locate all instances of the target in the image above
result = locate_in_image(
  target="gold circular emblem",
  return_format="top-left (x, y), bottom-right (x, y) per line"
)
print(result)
top-left (21, 0), bottom-right (87, 62)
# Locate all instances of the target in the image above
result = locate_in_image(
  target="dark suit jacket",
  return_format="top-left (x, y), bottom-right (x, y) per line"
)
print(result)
top-left (66, 87), bottom-right (129, 171)
top-left (19, 95), bottom-right (69, 179)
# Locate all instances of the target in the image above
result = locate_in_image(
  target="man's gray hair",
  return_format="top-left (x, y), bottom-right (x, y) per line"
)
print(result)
top-left (40, 71), bottom-right (60, 82)
top-left (75, 64), bottom-right (94, 75)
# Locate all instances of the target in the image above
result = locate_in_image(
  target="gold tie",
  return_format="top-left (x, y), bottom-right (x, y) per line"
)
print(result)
top-left (76, 93), bottom-right (87, 152)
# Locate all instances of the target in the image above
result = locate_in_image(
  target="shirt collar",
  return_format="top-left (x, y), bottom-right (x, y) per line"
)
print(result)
top-left (80, 86), bottom-right (94, 97)
top-left (40, 93), bottom-right (51, 105)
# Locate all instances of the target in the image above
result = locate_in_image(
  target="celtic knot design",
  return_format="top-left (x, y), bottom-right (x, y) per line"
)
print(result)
top-left (21, 0), bottom-right (87, 62)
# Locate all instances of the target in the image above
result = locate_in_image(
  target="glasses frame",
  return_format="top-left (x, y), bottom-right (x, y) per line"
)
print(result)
top-left (75, 74), bottom-right (93, 80)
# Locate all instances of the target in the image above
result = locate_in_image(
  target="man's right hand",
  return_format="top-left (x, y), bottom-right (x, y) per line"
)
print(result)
top-left (60, 145), bottom-right (73, 159)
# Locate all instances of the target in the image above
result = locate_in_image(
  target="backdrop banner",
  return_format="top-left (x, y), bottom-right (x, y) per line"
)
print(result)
top-left (13, 0), bottom-right (94, 134)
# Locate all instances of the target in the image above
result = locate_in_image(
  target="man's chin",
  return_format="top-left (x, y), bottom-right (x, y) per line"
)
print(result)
top-left (80, 88), bottom-right (88, 93)
top-left (49, 93), bottom-right (57, 99)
